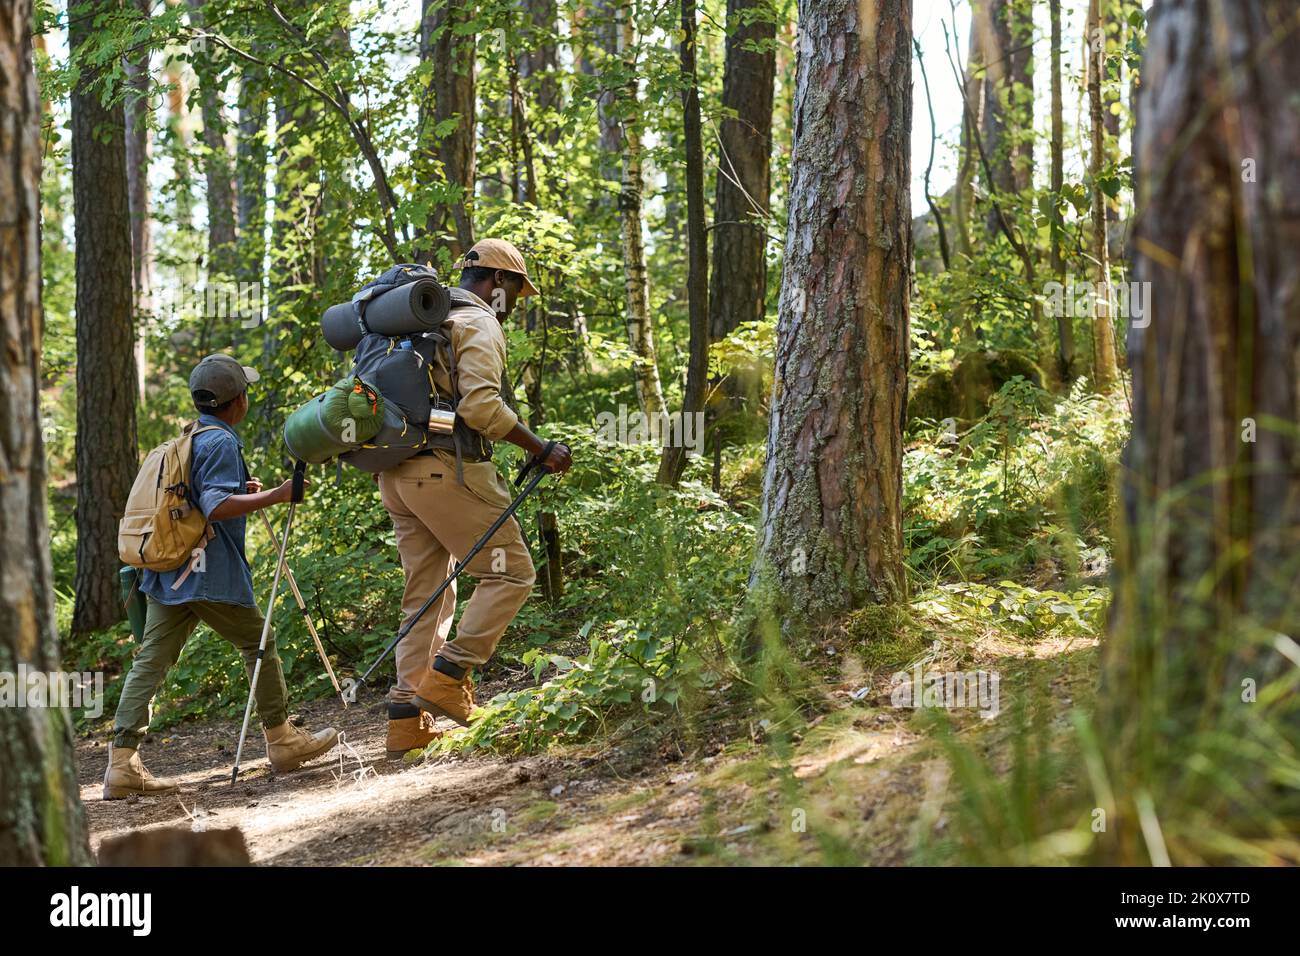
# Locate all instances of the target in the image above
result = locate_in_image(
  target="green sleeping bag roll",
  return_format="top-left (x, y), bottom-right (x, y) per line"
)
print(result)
top-left (283, 376), bottom-right (386, 463)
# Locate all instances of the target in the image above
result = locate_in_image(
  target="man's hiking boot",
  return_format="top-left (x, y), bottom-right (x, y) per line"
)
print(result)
top-left (412, 668), bottom-right (474, 727)
top-left (264, 721), bottom-right (339, 772)
top-left (386, 711), bottom-right (442, 759)
top-left (103, 746), bottom-right (179, 800)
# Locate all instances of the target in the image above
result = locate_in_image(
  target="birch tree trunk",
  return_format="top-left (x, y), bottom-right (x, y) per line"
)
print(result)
top-left (613, 4), bottom-right (665, 419)
top-left (1049, 0), bottom-right (1074, 381)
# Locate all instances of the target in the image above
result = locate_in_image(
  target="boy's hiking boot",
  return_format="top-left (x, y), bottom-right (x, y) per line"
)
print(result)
top-left (103, 746), bottom-right (179, 800)
top-left (264, 721), bottom-right (339, 772)
top-left (386, 711), bottom-right (442, 759)
top-left (412, 666), bottom-right (474, 727)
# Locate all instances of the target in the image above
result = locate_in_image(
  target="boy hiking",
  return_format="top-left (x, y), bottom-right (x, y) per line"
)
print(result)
top-left (104, 354), bottom-right (338, 799)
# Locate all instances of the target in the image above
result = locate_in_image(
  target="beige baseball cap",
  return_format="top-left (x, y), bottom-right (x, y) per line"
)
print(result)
top-left (190, 353), bottom-right (260, 407)
top-left (454, 239), bottom-right (540, 297)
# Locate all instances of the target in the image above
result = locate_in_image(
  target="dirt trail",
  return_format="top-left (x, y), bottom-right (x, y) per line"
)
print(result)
top-left (78, 695), bottom-right (711, 866)
top-left (78, 631), bottom-right (1097, 866)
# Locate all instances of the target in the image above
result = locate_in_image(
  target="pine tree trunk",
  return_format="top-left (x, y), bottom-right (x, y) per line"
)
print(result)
top-left (124, 0), bottom-right (151, 403)
top-left (235, 59), bottom-right (269, 289)
top-left (657, 0), bottom-right (710, 486)
top-left (754, 0), bottom-right (911, 625)
top-left (1087, 0), bottom-right (1119, 392)
top-left (419, 0), bottom-right (476, 262)
top-left (1105, 0), bottom-right (1300, 860)
top-left (1007, 0), bottom-right (1034, 193)
top-left (709, 0), bottom-right (775, 388)
top-left (976, 0), bottom-right (1013, 236)
top-left (70, 0), bottom-right (139, 635)
top-left (188, 0), bottom-right (237, 277)
top-left (164, 60), bottom-right (194, 229)
top-left (0, 0), bottom-right (93, 867)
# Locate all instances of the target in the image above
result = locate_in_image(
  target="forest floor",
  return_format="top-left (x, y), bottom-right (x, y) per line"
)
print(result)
top-left (77, 620), bottom-right (1099, 866)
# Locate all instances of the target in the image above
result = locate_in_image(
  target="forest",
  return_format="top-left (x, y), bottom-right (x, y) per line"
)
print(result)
top-left (1, 0), bottom-right (1298, 874)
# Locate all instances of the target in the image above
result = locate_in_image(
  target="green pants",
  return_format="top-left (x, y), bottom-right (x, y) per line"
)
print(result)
top-left (112, 598), bottom-right (288, 749)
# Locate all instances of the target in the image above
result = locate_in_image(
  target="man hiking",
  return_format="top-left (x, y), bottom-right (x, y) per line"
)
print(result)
top-left (104, 354), bottom-right (339, 798)
top-left (380, 239), bottom-right (571, 758)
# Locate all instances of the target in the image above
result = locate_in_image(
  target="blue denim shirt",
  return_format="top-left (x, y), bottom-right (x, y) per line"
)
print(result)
top-left (140, 415), bottom-right (257, 607)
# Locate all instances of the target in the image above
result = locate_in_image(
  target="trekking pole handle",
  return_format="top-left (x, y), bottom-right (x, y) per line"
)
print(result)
top-left (291, 459), bottom-right (307, 503)
top-left (515, 440), bottom-right (569, 487)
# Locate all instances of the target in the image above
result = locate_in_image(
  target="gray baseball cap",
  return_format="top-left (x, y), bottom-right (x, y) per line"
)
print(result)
top-left (190, 353), bottom-right (260, 407)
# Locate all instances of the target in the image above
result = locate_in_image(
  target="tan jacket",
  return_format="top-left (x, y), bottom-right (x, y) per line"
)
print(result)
top-left (431, 290), bottom-right (519, 443)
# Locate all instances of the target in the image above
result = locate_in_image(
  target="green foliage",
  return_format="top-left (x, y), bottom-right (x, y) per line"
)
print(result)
top-left (432, 435), bottom-right (757, 753)
top-left (905, 378), bottom-right (1126, 582)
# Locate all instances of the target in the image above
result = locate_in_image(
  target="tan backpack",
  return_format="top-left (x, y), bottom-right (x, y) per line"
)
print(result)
top-left (118, 422), bottom-right (225, 584)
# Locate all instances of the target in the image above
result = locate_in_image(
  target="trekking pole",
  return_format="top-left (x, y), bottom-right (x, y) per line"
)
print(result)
top-left (349, 444), bottom-right (564, 702)
top-left (257, 509), bottom-right (347, 708)
top-left (231, 460), bottom-right (306, 785)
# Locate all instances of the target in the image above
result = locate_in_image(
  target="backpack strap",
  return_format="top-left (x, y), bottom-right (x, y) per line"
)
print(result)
top-left (167, 422), bottom-right (232, 590)
top-left (170, 525), bottom-right (216, 591)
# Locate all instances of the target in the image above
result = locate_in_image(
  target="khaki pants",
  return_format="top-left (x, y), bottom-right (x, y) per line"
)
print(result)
top-left (378, 451), bottom-right (535, 704)
top-left (113, 598), bottom-right (288, 749)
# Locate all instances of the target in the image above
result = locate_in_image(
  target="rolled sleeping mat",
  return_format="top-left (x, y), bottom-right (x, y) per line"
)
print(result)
top-left (362, 278), bottom-right (451, 336)
top-left (283, 376), bottom-right (386, 464)
top-left (339, 402), bottom-right (430, 474)
top-left (321, 302), bottom-right (365, 351)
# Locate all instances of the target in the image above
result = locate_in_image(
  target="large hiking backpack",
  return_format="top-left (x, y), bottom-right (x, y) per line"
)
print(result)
top-left (118, 422), bottom-right (225, 575)
top-left (295, 267), bottom-right (502, 475)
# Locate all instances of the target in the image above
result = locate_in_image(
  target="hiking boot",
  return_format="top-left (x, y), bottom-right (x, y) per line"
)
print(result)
top-left (412, 668), bottom-right (474, 727)
top-left (264, 721), bottom-right (339, 772)
top-left (103, 746), bottom-right (179, 800)
top-left (386, 711), bottom-right (442, 760)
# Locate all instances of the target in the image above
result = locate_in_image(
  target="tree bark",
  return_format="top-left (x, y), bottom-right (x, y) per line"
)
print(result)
top-left (951, 15), bottom-right (983, 262)
top-left (1049, 0), bottom-right (1074, 381)
top-left (124, 0), bottom-right (151, 402)
top-left (1087, 0), bottom-right (1120, 392)
top-left (709, 0), bottom-right (775, 347)
top-left (976, 0), bottom-right (1012, 235)
top-left (704, 0), bottom-right (777, 489)
top-left (1007, 0), bottom-right (1034, 193)
top-left (658, 0), bottom-right (710, 486)
top-left (609, 3), bottom-right (665, 419)
top-left (188, 0), bottom-right (237, 277)
top-left (1106, 0), bottom-right (1300, 859)
top-left (70, 0), bottom-right (139, 635)
top-left (235, 58), bottom-right (269, 288)
top-left (0, 0), bottom-right (93, 866)
top-left (419, 0), bottom-right (476, 263)
top-left (753, 0), bottom-right (911, 625)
